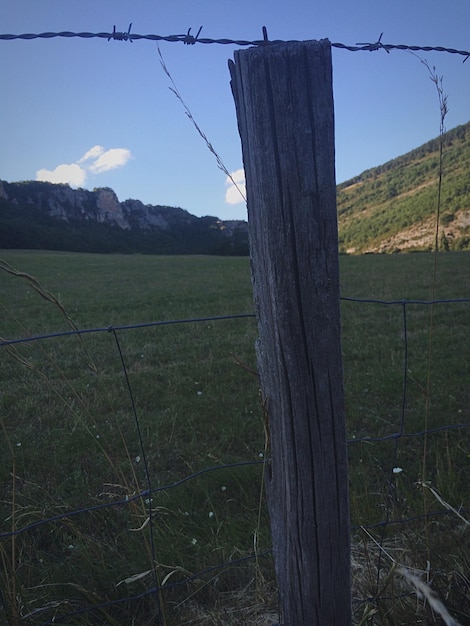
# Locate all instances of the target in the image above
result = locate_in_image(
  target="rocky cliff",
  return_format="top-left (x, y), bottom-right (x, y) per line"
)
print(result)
top-left (0, 180), bottom-right (249, 255)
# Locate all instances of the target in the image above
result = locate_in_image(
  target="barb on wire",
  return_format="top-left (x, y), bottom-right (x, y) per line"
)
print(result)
top-left (356, 31), bottom-right (390, 53)
top-left (183, 26), bottom-right (203, 45)
top-left (108, 23), bottom-right (133, 43)
top-left (262, 25), bottom-right (269, 44)
top-left (1, 28), bottom-right (470, 60)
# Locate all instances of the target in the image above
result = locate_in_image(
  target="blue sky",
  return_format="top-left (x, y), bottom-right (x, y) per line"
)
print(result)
top-left (1, 0), bottom-right (469, 221)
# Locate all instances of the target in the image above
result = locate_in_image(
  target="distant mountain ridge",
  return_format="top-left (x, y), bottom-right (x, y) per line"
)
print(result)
top-left (337, 121), bottom-right (470, 253)
top-left (0, 181), bottom-right (249, 255)
top-left (2, 120), bottom-right (470, 255)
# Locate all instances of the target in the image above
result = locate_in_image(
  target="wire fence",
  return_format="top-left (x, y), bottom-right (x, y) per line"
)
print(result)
top-left (1, 26), bottom-right (470, 62)
top-left (1, 293), bottom-right (469, 624)
top-left (1, 22), bottom-right (469, 625)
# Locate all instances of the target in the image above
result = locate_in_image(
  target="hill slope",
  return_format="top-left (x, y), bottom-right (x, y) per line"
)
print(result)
top-left (1, 121), bottom-right (469, 255)
top-left (337, 121), bottom-right (470, 253)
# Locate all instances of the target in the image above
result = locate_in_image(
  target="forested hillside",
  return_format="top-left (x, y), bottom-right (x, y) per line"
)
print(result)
top-left (337, 121), bottom-right (470, 253)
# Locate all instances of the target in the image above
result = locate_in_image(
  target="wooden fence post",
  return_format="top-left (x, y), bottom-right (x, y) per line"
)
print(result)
top-left (229, 40), bottom-right (351, 625)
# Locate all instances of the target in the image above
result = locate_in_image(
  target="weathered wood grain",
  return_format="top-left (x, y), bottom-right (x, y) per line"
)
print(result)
top-left (229, 40), bottom-right (351, 625)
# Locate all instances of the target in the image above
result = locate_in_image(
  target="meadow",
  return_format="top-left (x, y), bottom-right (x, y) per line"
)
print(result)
top-left (0, 250), bottom-right (469, 625)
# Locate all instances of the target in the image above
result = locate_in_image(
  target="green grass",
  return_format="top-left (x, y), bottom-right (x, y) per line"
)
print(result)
top-left (1, 250), bottom-right (469, 624)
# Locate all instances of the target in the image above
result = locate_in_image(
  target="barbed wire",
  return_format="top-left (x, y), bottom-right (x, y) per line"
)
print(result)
top-left (1, 26), bottom-right (468, 623)
top-left (0, 27), bottom-right (469, 61)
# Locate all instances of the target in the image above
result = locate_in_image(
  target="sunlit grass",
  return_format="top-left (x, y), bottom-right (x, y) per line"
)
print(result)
top-left (1, 250), bottom-right (469, 624)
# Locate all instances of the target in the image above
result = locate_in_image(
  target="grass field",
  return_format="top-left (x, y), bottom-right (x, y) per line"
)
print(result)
top-left (0, 250), bottom-right (469, 625)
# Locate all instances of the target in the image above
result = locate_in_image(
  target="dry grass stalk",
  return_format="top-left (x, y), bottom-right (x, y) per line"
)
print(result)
top-left (417, 480), bottom-right (470, 526)
top-left (398, 567), bottom-right (463, 626)
top-left (156, 45), bottom-right (246, 204)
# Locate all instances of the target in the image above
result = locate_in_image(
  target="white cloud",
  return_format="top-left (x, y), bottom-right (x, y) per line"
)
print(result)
top-left (36, 163), bottom-right (86, 186)
top-left (88, 148), bottom-right (132, 174)
top-left (78, 145), bottom-right (105, 163)
top-left (225, 168), bottom-right (246, 205)
top-left (36, 146), bottom-right (133, 187)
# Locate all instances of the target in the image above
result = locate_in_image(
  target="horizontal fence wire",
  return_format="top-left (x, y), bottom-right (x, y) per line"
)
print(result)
top-left (1, 461), bottom-right (467, 537)
top-left (0, 313), bottom-right (256, 347)
top-left (2, 297), bottom-right (470, 348)
top-left (1, 296), bottom-right (469, 623)
top-left (1, 450), bottom-right (468, 541)
top-left (0, 27), bottom-right (469, 61)
top-left (2, 24), bottom-right (469, 624)
top-left (30, 550), bottom-right (274, 626)
top-left (0, 459), bottom-right (265, 540)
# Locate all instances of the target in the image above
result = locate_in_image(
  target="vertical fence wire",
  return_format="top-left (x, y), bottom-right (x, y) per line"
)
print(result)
top-left (1, 302), bottom-right (469, 623)
top-left (374, 300), bottom-right (409, 597)
top-left (110, 327), bottom-right (163, 624)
